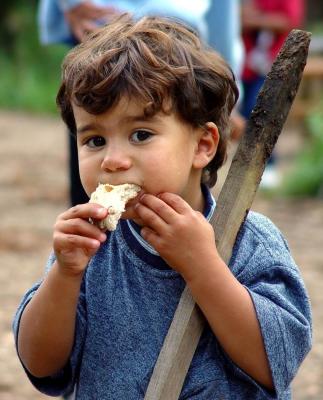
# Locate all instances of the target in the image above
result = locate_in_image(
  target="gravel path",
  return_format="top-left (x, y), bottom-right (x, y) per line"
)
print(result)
top-left (0, 111), bottom-right (322, 399)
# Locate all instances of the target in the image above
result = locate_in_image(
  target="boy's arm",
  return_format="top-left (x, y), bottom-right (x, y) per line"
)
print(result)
top-left (184, 254), bottom-right (274, 389)
top-left (18, 262), bottom-right (84, 377)
top-left (136, 193), bottom-right (274, 390)
top-left (17, 204), bottom-right (108, 378)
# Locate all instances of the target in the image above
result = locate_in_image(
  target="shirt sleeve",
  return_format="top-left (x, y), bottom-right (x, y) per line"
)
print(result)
top-left (12, 252), bottom-right (88, 397)
top-left (228, 212), bottom-right (312, 396)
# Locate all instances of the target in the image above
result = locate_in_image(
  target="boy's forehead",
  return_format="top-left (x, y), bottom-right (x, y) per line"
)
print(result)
top-left (72, 97), bottom-right (174, 132)
top-left (72, 96), bottom-right (174, 127)
top-left (72, 97), bottom-right (143, 123)
top-left (72, 96), bottom-right (139, 114)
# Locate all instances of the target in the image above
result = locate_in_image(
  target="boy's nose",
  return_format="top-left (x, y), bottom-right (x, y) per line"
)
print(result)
top-left (100, 147), bottom-right (132, 172)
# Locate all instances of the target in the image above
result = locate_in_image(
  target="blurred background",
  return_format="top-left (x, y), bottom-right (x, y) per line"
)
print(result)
top-left (0, 1), bottom-right (323, 399)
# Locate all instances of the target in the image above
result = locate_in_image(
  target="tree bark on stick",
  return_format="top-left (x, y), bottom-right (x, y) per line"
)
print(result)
top-left (144, 29), bottom-right (311, 400)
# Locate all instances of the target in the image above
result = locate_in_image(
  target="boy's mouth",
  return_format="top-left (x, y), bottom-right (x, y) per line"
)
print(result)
top-left (89, 183), bottom-right (142, 230)
top-left (94, 182), bottom-right (144, 207)
top-left (125, 188), bottom-right (145, 207)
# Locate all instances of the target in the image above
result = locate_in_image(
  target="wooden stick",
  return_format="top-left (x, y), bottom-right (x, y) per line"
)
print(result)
top-left (144, 29), bottom-right (311, 400)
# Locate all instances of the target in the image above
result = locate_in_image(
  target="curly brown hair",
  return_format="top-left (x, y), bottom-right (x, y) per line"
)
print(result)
top-left (56, 14), bottom-right (238, 187)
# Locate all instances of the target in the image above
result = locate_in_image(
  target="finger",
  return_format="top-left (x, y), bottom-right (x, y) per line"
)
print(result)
top-left (85, 4), bottom-right (116, 16)
top-left (54, 233), bottom-right (101, 253)
top-left (157, 192), bottom-right (192, 215)
top-left (59, 203), bottom-right (108, 222)
top-left (135, 201), bottom-right (168, 233)
top-left (73, 26), bottom-right (85, 42)
top-left (101, 6), bottom-right (121, 18)
top-left (82, 20), bottom-right (101, 32)
top-left (79, 21), bottom-right (102, 40)
top-left (138, 194), bottom-right (178, 224)
top-left (140, 226), bottom-right (161, 249)
top-left (55, 218), bottom-right (107, 243)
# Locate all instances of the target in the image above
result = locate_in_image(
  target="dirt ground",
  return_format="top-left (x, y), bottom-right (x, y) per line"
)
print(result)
top-left (0, 110), bottom-right (322, 399)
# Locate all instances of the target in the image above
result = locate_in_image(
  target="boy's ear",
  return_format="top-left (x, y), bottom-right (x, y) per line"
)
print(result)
top-left (193, 122), bottom-right (219, 169)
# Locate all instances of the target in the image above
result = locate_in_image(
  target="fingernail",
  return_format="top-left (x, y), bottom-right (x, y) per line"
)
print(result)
top-left (96, 208), bottom-right (106, 216)
top-left (100, 232), bottom-right (107, 241)
top-left (90, 240), bottom-right (100, 249)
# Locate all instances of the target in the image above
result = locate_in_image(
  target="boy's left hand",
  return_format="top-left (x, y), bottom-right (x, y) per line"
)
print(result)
top-left (135, 193), bottom-right (219, 278)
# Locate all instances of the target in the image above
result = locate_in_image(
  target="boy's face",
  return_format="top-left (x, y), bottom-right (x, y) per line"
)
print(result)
top-left (73, 96), bottom-right (218, 214)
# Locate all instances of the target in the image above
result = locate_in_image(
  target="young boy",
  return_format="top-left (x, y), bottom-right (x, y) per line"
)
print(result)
top-left (13, 14), bottom-right (311, 399)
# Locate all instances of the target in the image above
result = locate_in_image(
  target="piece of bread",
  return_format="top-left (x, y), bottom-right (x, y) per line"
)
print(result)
top-left (89, 183), bottom-right (141, 231)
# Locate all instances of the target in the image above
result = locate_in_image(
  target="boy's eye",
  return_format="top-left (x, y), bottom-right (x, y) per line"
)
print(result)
top-left (85, 136), bottom-right (106, 148)
top-left (131, 130), bottom-right (153, 143)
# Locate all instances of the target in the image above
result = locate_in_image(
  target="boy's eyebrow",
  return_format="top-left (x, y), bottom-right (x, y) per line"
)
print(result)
top-left (76, 123), bottom-right (103, 135)
top-left (76, 114), bottom-right (162, 134)
top-left (123, 113), bottom-right (162, 123)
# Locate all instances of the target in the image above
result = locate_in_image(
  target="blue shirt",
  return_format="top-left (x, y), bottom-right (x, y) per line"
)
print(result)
top-left (13, 186), bottom-right (311, 399)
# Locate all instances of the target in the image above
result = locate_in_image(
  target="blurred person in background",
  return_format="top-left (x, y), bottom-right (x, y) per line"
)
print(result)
top-left (38, 0), bottom-right (244, 205)
top-left (206, 0), bottom-right (246, 141)
top-left (240, 0), bottom-right (305, 188)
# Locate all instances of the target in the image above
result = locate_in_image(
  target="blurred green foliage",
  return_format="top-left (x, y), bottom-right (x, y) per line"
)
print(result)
top-left (0, 1), bottom-right (67, 113)
top-left (282, 105), bottom-right (323, 198)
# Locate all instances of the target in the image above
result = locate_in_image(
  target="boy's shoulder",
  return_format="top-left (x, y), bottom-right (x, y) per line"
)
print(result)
top-left (230, 209), bottom-right (296, 276)
top-left (243, 210), bottom-right (290, 252)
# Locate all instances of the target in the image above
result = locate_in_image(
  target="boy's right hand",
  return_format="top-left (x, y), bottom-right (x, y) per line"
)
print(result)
top-left (53, 204), bottom-right (108, 277)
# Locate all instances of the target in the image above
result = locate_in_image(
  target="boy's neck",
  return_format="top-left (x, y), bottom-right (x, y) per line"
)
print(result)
top-left (184, 183), bottom-right (206, 213)
top-left (193, 190), bottom-right (205, 213)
